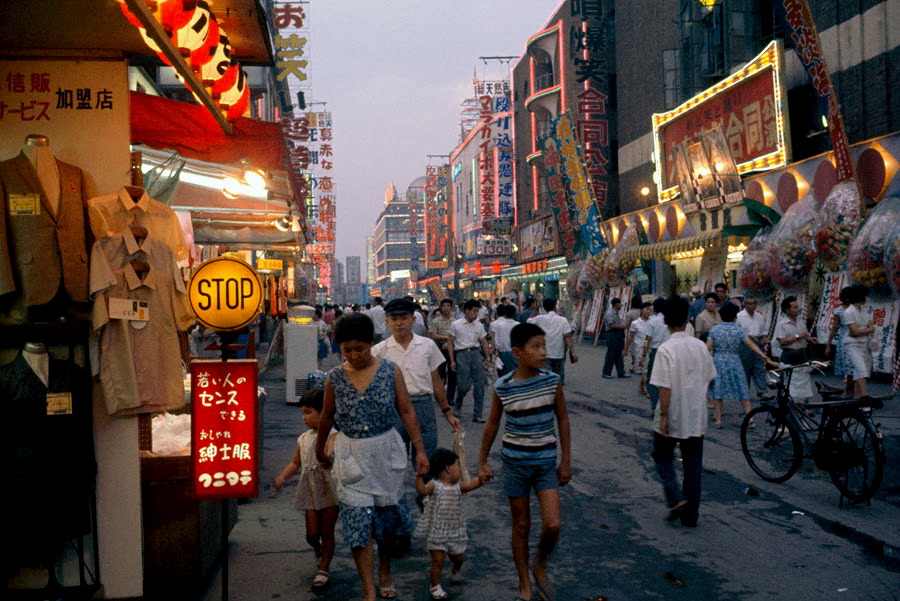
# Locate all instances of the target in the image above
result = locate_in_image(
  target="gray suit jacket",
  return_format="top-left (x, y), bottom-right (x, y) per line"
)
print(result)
top-left (0, 152), bottom-right (89, 305)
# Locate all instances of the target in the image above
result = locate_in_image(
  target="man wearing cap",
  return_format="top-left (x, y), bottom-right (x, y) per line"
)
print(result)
top-left (687, 286), bottom-right (705, 324)
top-left (373, 299), bottom-right (461, 462)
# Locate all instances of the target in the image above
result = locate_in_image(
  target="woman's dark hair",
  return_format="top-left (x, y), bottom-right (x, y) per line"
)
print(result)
top-left (299, 388), bottom-right (324, 412)
top-left (838, 286), bottom-right (852, 304)
top-left (780, 295), bottom-right (797, 313)
top-left (652, 297), bottom-right (667, 313)
top-left (704, 292), bottom-right (719, 302)
top-left (719, 302), bottom-right (739, 322)
top-left (631, 295), bottom-right (643, 309)
top-left (846, 285), bottom-right (868, 304)
top-left (428, 448), bottom-right (459, 480)
top-left (333, 312), bottom-right (374, 344)
top-left (663, 296), bottom-right (689, 328)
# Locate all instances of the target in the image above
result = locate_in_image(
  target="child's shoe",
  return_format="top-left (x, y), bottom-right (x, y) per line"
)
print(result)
top-left (430, 584), bottom-right (449, 600)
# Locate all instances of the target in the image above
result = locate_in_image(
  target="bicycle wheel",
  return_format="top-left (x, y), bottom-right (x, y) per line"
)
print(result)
top-left (741, 406), bottom-right (804, 483)
top-left (823, 410), bottom-right (885, 504)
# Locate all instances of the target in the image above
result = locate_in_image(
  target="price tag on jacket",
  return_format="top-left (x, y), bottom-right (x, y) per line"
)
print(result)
top-left (46, 392), bottom-right (73, 415)
top-left (9, 193), bottom-right (41, 216)
top-left (109, 297), bottom-right (149, 321)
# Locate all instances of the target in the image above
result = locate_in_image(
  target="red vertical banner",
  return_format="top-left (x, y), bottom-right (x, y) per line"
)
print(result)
top-left (191, 360), bottom-right (259, 500)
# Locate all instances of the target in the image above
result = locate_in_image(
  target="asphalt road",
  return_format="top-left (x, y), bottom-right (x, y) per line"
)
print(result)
top-left (202, 342), bottom-right (899, 601)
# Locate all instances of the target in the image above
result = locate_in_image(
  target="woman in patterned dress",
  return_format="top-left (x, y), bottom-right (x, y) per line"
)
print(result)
top-left (825, 287), bottom-right (853, 395)
top-left (315, 312), bottom-right (429, 601)
top-left (707, 303), bottom-right (779, 427)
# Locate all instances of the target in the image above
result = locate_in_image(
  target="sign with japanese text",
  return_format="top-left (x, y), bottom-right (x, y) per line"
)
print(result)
top-left (769, 0), bottom-right (853, 182)
top-left (424, 164), bottom-right (450, 269)
top-left (549, 112), bottom-right (607, 256)
top-left (518, 217), bottom-right (557, 261)
top-left (188, 256), bottom-right (264, 331)
top-left (476, 235), bottom-right (512, 257)
top-left (542, 137), bottom-right (584, 262)
top-left (478, 95), bottom-right (512, 232)
top-left (814, 272), bottom-right (898, 373)
top-left (569, 1), bottom-right (611, 214)
top-left (652, 41), bottom-right (790, 203)
top-left (272, 2), bottom-right (309, 90)
top-left (191, 360), bottom-right (259, 500)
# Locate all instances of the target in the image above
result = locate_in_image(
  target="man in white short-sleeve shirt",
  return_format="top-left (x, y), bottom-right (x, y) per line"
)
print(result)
top-left (736, 295), bottom-right (769, 396)
top-left (489, 303), bottom-right (519, 376)
top-left (373, 298), bottom-right (460, 458)
top-left (448, 299), bottom-right (492, 421)
top-left (528, 297), bottom-right (578, 383)
top-left (649, 296), bottom-right (716, 528)
top-left (368, 296), bottom-right (386, 342)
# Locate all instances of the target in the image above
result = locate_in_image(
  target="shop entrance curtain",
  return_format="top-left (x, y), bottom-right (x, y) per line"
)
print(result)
top-left (129, 91), bottom-right (289, 171)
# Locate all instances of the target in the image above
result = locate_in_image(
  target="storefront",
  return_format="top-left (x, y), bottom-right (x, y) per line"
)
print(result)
top-left (1, 2), bottom-right (294, 597)
top-left (501, 256), bottom-right (572, 315)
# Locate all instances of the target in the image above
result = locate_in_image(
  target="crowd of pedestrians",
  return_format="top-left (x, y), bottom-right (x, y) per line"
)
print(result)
top-left (273, 283), bottom-right (882, 599)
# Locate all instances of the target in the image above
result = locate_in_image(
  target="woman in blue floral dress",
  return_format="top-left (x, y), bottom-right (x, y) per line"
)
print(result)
top-left (315, 312), bottom-right (429, 601)
top-left (707, 303), bottom-right (779, 428)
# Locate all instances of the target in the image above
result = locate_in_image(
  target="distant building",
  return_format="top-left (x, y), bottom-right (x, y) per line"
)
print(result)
top-left (371, 181), bottom-right (425, 297)
top-left (365, 236), bottom-right (376, 294)
top-left (332, 259), bottom-right (345, 304)
top-left (346, 255), bottom-right (361, 304)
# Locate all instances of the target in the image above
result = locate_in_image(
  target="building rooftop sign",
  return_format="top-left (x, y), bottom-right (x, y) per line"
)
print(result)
top-left (651, 40), bottom-right (791, 204)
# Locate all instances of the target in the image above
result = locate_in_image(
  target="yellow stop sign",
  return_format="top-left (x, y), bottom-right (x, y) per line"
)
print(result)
top-left (187, 256), bottom-right (264, 331)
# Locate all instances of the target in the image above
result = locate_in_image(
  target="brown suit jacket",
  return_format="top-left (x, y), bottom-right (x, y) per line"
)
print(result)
top-left (0, 152), bottom-right (89, 305)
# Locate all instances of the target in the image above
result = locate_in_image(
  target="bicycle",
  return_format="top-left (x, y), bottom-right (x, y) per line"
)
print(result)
top-left (740, 360), bottom-right (889, 505)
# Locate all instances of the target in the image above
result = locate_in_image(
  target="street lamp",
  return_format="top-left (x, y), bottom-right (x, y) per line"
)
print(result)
top-left (640, 186), bottom-right (651, 197)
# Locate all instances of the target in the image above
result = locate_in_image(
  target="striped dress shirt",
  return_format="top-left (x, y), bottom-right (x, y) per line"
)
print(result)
top-left (494, 370), bottom-right (560, 464)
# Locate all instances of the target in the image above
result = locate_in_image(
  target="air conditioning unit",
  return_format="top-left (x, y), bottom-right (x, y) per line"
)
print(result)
top-left (285, 322), bottom-right (319, 404)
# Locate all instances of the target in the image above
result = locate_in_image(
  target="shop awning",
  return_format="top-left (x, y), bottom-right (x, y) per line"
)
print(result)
top-left (130, 92), bottom-right (289, 171)
top-left (624, 226), bottom-right (760, 261)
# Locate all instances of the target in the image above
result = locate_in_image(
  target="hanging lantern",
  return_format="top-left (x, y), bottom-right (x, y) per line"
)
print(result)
top-left (159, 0), bottom-right (198, 35)
top-left (211, 61), bottom-right (240, 98)
top-left (189, 6), bottom-right (219, 69)
top-left (200, 30), bottom-right (232, 84)
top-left (138, 28), bottom-right (172, 66)
top-left (174, 1), bottom-right (211, 56)
top-left (219, 68), bottom-right (250, 120)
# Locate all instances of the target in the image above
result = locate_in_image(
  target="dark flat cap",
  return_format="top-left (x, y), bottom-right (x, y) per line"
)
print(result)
top-left (384, 298), bottom-right (416, 315)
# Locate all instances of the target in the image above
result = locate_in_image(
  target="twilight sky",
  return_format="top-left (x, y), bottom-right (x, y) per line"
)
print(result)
top-left (309, 0), bottom-right (558, 270)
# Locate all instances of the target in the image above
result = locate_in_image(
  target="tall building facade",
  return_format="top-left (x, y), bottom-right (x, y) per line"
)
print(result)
top-left (346, 255), bottom-right (362, 304)
top-left (371, 181), bottom-right (425, 296)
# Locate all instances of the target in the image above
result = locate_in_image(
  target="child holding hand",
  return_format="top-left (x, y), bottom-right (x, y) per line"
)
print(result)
top-left (415, 448), bottom-right (489, 600)
top-left (275, 389), bottom-right (338, 588)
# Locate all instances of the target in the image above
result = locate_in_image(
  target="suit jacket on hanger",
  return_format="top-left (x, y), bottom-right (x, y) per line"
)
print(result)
top-left (0, 152), bottom-right (89, 305)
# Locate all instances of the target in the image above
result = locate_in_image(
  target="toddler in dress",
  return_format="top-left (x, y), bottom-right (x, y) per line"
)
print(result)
top-left (415, 448), bottom-right (489, 600)
top-left (275, 389), bottom-right (338, 588)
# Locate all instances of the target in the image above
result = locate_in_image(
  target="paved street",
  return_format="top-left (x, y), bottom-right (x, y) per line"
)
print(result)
top-left (203, 343), bottom-right (899, 601)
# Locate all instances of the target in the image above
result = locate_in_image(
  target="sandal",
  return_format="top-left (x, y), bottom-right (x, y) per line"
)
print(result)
top-left (379, 584), bottom-right (398, 599)
top-left (312, 570), bottom-right (329, 587)
top-left (430, 584), bottom-right (449, 600)
top-left (530, 566), bottom-right (556, 601)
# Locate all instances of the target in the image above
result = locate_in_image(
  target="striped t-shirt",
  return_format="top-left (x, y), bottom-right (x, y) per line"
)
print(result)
top-left (494, 369), bottom-right (560, 464)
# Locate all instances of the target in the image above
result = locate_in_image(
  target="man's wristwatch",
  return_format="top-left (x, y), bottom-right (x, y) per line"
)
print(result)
top-left (441, 407), bottom-right (452, 414)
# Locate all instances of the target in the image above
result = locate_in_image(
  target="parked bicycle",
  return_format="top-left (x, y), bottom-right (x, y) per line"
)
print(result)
top-left (740, 360), bottom-right (888, 505)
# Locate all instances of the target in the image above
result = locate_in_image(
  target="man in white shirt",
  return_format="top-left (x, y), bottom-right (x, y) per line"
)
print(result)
top-left (649, 296), bottom-right (716, 528)
top-left (736, 295), bottom-right (769, 397)
top-left (489, 303), bottom-right (518, 376)
top-left (641, 297), bottom-right (670, 410)
top-left (368, 296), bottom-right (386, 343)
top-left (528, 297), bottom-right (579, 383)
top-left (773, 295), bottom-right (816, 364)
top-left (373, 298), bottom-right (460, 459)
top-left (448, 299), bottom-right (492, 422)
top-left (601, 298), bottom-right (628, 379)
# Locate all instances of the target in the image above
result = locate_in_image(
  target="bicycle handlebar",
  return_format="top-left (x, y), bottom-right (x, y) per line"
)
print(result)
top-left (769, 360), bottom-right (829, 374)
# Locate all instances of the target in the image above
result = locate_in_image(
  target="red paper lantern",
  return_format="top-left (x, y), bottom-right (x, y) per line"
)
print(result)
top-left (201, 29), bottom-right (232, 84)
top-left (225, 80), bottom-right (250, 121)
top-left (174, 1), bottom-right (211, 55)
top-left (212, 62), bottom-right (240, 98)
top-left (190, 7), bottom-right (219, 69)
top-left (159, 0), bottom-right (198, 35)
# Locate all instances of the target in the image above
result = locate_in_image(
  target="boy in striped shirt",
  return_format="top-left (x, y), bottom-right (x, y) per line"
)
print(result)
top-left (479, 322), bottom-right (572, 601)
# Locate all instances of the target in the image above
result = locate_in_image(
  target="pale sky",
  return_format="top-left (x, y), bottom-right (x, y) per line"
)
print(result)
top-left (309, 0), bottom-right (558, 269)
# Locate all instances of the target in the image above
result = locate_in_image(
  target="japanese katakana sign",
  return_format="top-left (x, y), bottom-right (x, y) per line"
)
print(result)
top-left (191, 360), bottom-right (259, 500)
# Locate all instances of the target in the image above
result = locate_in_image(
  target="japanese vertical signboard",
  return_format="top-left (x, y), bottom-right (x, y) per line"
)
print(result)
top-left (425, 164), bottom-right (450, 270)
top-left (549, 112), bottom-right (607, 256)
top-left (192, 360), bottom-right (259, 500)
top-left (769, 0), bottom-right (853, 182)
top-left (478, 95), bottom-right (495, 230)
top-left (542, 137), bottom-right (583, 262)
top-left (570, 0), bottom-right (611, 214)
top-left (493, 98), bottom-right (514, 234)
top-left (652, 41), bottom-right (790, 203)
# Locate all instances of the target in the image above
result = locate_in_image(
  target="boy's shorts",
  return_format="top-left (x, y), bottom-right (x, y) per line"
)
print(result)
top-left (502, 459), bottom-right (558, 498)
top-left (428, 540), bottom-right (467, 555)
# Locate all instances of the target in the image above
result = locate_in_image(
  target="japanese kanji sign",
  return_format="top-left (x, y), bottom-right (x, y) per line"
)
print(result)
top-left (541, 137), bottom-right (584, 262)
top-left (652, 41), bottom-right (790, 203)
top-left (424, 164), bottom-right (451, 269)
top-left (191, 360), bottom-right (259, 500)
top-left (549, 112), bottom-right (607, 256)
top-left (769, 0), bottom-right (853, 182)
